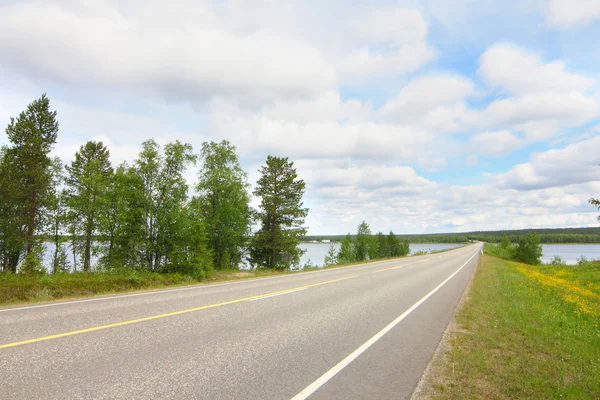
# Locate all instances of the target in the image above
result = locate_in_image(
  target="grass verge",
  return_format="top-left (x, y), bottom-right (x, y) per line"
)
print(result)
top-left (0, 246), bottom-right (468, 307)
top-left (414, 254), bottom-right (600, 399)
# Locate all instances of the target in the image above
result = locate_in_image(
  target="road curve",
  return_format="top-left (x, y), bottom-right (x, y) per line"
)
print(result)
top-left (0, 243), bottom-right (482, 399)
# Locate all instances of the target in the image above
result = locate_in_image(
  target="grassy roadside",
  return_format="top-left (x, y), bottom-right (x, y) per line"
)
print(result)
top-left (0, 245), bottom-right (470, 307)
top-left (414, 254), bottom-right (600, 399)
top-left (0, 251), bottom-right (426, 306)
top-left (0, 268), bottom-right (296, 306)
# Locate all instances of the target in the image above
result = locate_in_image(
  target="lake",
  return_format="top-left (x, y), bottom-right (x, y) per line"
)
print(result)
top-left (39, 242), bottom-right (600, 271)
top-left (540, 244), bottom-right (600, 265)
top-left (299, 242), bottom-right (462, 267)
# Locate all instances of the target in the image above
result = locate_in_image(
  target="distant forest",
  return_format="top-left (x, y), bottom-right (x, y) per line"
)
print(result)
top-left (302, 227), bottom-right (600, 244)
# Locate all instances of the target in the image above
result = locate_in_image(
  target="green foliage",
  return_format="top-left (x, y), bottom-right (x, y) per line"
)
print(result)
top-left (303, 227), bottom-right (600, 244)
top-left (337, 234), bottom-right (355, 264)
top-left (195, 140), bottom-right (253, 270)
top-left (550, 255), bottom-right (565, 265)
top-left (397, 240), bottom-right (410, 256)
top-left (250, 156), bottom-right (308, 270)
top-left (485, 233), bottom-right (543, 265)
top-left (514, 233), bottom-right (543, 265)
top-left (590, 198), bottom-right (600, 222)
top-left (324, 243), bottom-right (338, 266)
top-left (65, 141), bottom-right (113, 272)
top-left (354, 221), bottom-right (372, 261)
top-left (0, 146), bottom-right (26, 272)
top-left (484, 242), bottom-right (516, 261)
top-left (19, 253), bottom-right (45, 275)
top-left (4, 94), bottom-right (59, 256)
top-left (500, 234), bottom-right (512, 249)
top-left (377, 232), bottom-right (390, 258)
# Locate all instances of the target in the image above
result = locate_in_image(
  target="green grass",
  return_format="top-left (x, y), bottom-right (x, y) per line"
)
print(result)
top-left (419, 255), bottom-right (600, 399)
top-left (0, 271), bottom-right (200, 305)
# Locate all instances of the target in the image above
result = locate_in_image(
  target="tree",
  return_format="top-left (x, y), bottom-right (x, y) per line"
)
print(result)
top-left (590, 198), bottom-right (600, 222)
top-left (514, 232), bottom-right (543, 265)
top-left (368, 235), bottom-right (379, 260)
top-left (354, 221), bottom-right (372, 261)
top-left (134, 140), bottom-right (197, 271)
top-left (398, 240), bottom-right (411, 256)
top-left (0, 147), bottom-right (26, 272)
top-left (324, 243), bottom-right (338, 266)
top-left (377, 232), bottom-right (390, 259)
top-left (388, 231), bottom-right (410, 257)
top-left (250, 156), bottom-right (308, 269)
top-left (47, 158), bottom-right (69, 273)
top-left (100, 163), bottom-right (146, 269)
top-left (500, 234), bottom-right (512, 249)
top-left (65, 141), bottom-right (113, 272)
top-left (195, 140), bottom-right (253, 270)
top-left (337, 234), bottom-right (355, 264)
top-left (4, 94), bottom-right (59, 256)
top-left (388, 231), bottom-right (400, 257)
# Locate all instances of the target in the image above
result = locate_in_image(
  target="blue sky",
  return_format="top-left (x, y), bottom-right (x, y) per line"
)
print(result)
top-left (1, 0), bottom-right (599, 235)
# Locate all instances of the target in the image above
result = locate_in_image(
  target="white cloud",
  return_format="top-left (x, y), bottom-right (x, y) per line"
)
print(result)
top-left (2, 2), bottom-right (600, 235)
top-left (494, 136), bottom-right (600, 190)
top-left (0, 1), bottom-right (336, 105)
top-left (545, 0), bottom-right (600, 28)
top-left (379, 74), bottom-right (474, 129)
top-left (337, 7), bottom-right (435, 82)
top-left (471, 130), bottom-right (524, 157)
top-left (479, 44), bottom-right (593, 96)
top-left (466, 92), bottom-right (598, 140)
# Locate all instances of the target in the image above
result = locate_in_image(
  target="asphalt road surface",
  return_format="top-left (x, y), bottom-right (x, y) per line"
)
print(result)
top-left (0, 243), bottom-right (482, 399)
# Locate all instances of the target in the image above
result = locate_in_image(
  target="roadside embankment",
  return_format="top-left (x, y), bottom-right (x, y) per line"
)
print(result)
top-left (413, 254), bottom-right (600, 399)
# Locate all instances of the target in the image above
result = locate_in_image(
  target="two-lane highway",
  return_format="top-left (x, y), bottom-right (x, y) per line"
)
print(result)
top-left (0, 243), bottom-right (482, 399)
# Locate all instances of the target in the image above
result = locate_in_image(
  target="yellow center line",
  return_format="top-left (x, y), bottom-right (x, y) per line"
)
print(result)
top-left (373, 259), bottom-right (430, 273)
top-left (0, 275), bottom-right (359, 350)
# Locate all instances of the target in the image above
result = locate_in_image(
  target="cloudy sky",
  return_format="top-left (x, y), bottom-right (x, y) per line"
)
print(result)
top-left (1, 0), bottom-right (600, 235)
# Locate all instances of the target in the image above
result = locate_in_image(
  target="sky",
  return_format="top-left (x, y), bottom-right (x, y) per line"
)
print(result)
top-left (1, 0), bottom-right (600, 235)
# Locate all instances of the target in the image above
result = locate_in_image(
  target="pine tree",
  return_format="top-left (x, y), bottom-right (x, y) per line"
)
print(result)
top-left (250, 156), bottom-right (308, 269)
top-left (4, 94), bottom-right (59, 257)
top-left (324, 243), bottom-right (338, 266)
top-left (0, 147), bottom-right (26, 272)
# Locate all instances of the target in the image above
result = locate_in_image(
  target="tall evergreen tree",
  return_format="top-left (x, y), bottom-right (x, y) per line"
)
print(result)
top-left (65, 141), bottom-right (113, 272)
top-left (195, 140), bottom-right (253, 270)
top-left (250, 156), bottom-right (308, 269)
top-left (4, 94), bottom-right (59, 257)
top-left (0, 147), bottom-right (26, 272)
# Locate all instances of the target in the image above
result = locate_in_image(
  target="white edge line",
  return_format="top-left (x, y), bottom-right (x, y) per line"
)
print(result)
top-left (0, 244), bottom-right (477, 313)
top-left (291, 248), bottom-right (481, 400)
top-left (248, 288), bottom-right (307, 302)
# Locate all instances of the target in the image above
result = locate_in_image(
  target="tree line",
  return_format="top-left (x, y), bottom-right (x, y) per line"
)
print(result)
top-left (0, 95), bottom-right (308, 275)
top-left (303, 227), bottom-right (600, 244)
top-left (323, 221), bottom-right (410, 266)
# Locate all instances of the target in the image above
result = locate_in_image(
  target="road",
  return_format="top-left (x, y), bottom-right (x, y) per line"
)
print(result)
top-left (0, 243), bottom-right (481, 399)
